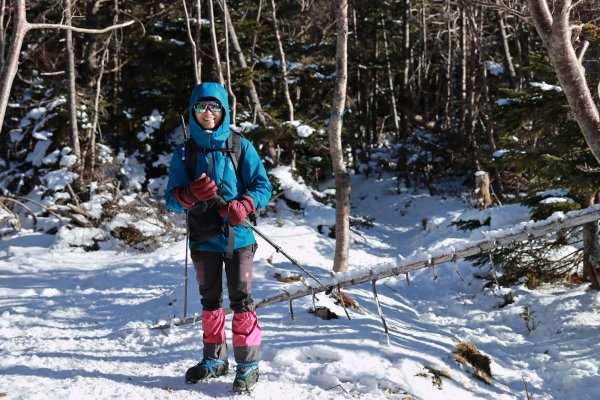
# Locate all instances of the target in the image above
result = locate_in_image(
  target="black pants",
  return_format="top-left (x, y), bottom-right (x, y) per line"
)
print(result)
top-left (190, 244), bottom-right (257, 312)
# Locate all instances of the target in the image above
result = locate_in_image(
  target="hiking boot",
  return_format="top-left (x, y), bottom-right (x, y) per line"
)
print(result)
top-left (185, 356), bottom-right (228, 383)
top-left (232, 361), bottom-right (259, 393)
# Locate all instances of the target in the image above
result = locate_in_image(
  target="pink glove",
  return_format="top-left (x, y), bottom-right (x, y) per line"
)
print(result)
top-left (174, 173), bottom-right (217, 208)
top-left (218, 195), bottom-right (255, 225)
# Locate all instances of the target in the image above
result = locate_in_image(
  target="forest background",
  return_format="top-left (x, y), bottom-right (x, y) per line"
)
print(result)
top-left (2, 0), bottom-right (600, 289)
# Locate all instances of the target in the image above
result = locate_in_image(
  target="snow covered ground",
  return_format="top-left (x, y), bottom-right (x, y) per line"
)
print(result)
top-left (1, 169), bottom-right (599, 399)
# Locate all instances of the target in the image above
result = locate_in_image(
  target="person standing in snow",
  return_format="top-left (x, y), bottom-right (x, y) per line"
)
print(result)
top-left (164, 82), bottom-right (272, 393)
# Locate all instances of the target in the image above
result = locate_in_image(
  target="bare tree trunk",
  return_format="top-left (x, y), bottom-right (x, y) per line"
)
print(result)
top-left (0, 0), bottom-right (134, 138)
top-left (464, 5), bottom-right (478, 170)
top-left (222, 0), bottom-right (236, 125)
top-left (516, 17), bottom-right (530, 89)
top-left (351, 7), bottom-right (366, 153)
top-left (82, 0), bottom-right (101, 87)
top-left (0, 0), bottom-right (28, 137)
top-left (473, 171), bottom-right (492, 208)
top-left (380, 14), bottom-right (400, 139)
top-left (418, 0), bottom-right (428, 119)
top-left (270, 0), bottom-right (294, 121)
top-left (195, 0), bottom-right (202, 82)
top-left (182, 0), bottom-right (200, 84)
top-left (87, 44), bottom-right (109, 179)
top-left (0, 0), bottom-right (6, 74)
top-left (329, 0), bottom-right (349, 273)
top-left (207, 0), bottom-right (224, 84)
top-left (250, 0), bottom-right (263, 63)
top-left (582, 191), bottom-right (600, 290)
top-left (65, 0), bottom-right (81, 169)
top-left (459, 8), bottom-right (467, 133)
top-left (443, 0), bottom-right (452, 129)
top-left (401, 0), bottom-right (410, 139)
top-left (527, 0), bottom-right (600, 165)
top-left (497, 10), bottom-right (518, 89)
top-left (219, 0), bottom-right (267, 125)
top-left (111, 0), bottom-right (124, 110)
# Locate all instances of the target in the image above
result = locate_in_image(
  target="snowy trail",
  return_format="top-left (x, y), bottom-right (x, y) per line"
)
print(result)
top-left (2, 176), bottom-right (600, 399)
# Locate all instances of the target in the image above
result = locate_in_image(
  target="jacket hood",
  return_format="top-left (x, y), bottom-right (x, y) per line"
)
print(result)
top-left (188, 82), bottom-right (230, 147)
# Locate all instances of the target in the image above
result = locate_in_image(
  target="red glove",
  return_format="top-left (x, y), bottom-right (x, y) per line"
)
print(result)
top-left (174, 173), bottom-right (217, 208)
top-left (218, 195), bottom-right (255, 225)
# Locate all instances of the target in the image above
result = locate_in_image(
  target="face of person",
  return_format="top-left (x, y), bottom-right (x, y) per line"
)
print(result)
top-left (193, 100), bottom-right (223, 130)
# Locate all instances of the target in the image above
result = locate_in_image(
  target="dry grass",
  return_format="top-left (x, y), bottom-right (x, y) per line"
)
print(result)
top-left (416, 366), bottom-right (452, 389)
top-left (330, 287), bottom-right (361, 311)
top-left (273, 272), bottom-right (304, 283)
top-left (453, 341), bottom-right (493, 385)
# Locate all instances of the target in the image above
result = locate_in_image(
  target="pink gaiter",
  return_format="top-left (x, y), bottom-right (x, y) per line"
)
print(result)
top-left (232, 311), bottom-right (261, 347)
top-left (202, 309), bottom-right (226, 344)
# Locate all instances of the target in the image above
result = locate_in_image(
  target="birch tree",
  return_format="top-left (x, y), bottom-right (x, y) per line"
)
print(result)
top-left (380, 13), bottom-right (400, 139)
top-left (207, 0), bottom-right (224, 84)
top-left (0, 0), bottom-right (6, 74)
top-left (0, 0), bottom-right (134, 139)
top-left (222, 0), bottom-right (236, 124)
top-left (478, 0), bottom-right (600, 163)
top-left (219, 0), bottom-right (268, 125)
top-left (400, 0), bottom-right (411, 138)
top-left (329, 0), bottom-right (349, 273)
top-left (182, 0), bottom-right (201, 84)
top-left (478, 0), bottom-right (600, 288)
top-left (65, 0), bottom-right (81, 168)
top-left (270, 0), bottom-right (294, 122)
top-left (526, 0), bottom-right (600, 165)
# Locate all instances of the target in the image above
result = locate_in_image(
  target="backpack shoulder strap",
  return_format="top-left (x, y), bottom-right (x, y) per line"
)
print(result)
top-left (183, 137), bottom-right (198, 181)
top-left (184, 134), bottom-right (242, 182)
top-left (226, 132), bottom-right (243, 176)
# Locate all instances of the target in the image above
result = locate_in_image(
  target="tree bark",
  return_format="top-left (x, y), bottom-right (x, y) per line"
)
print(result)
top-left (0, 0), bottom-right (134, 136)
top-left (0, 0), bottom-right (6, 75)
top-left (459, 8), bottom-right (467, 134)
top-left (82, 0), bottom-right (101, 87)
top-left (528, 0), bottom-right (600, 165)
top-left (581, 191), bottom-right (600, 290)
top-left (182, 0), bottom-right (201, 84)
top-left (270, 0), bottom-right (294, 121)
top-left (380, 13), bottom-right (400, 139)
top-left (418, 0), bottom-right (428, 119)
top-left (0, 0), bottom-right (28, 137)
top-left (195, 0), bottom-right (202, 82)
top-left (110, 0), bottom-right (124, 113)
top-left (401, 0), bottom-right (410, 139)
top-left (497, 10), bottom-right (518, 89)
top-left (443, 0), bottom-right (453, 130)
top-left (87, 44), bottom-right (109, 180)
top-left (219, 0), bottom-right (267, 125)
top-left (65, 0), bottom-right (81, 169)
top-left (222, 0), bottom-right (236, 125)
top-left (207, 0), bottom-right (224, 84)
top-left (329, 0), bottom-right (349, 273)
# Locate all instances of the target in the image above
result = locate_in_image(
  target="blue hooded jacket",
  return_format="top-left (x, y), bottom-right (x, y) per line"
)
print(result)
top-left (164, 82), bottom-right (272, 252)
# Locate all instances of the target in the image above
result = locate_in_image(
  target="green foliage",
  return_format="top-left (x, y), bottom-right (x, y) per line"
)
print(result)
top-left (450, 216), bottom-right (491, 232)
top-left (467, 232), bottom-right (582, 288)
top-left (3, 0), bottom-right (599, 204)
top-left (489, 60), bottom-right (600, 203)
top-left (529, 201), bottom-right (581, 222)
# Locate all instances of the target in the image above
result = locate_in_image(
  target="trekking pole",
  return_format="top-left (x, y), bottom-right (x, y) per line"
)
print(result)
top-left (183, 211), bottom-right (190, 320)
top-left (181, 115), bottom-right (191, 321)
top-left (242, 218), bottom-right (341, 298)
